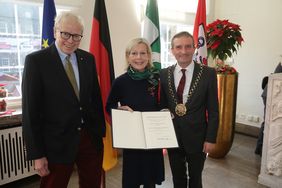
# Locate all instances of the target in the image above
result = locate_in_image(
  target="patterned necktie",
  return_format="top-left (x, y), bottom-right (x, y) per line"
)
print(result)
top-left (177, 69), bottom-right (186, 103)
top-left (65, 56), bottom-right (79, 99)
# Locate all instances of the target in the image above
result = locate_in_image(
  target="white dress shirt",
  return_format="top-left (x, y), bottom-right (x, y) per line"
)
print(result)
top-left (174, 62), bottom-right (195, 103)
top-left (55, 42), bottom-right (80, 91)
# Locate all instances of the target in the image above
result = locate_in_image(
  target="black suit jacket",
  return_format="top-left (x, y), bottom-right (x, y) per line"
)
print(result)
top-left (22, 44), bottom-right (105, 163)
top-left (160, 62), bottom-right (219, 153)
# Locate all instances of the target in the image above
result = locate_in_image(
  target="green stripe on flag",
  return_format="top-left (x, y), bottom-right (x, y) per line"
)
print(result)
top-left (143, 0), bottom-right (161, 70)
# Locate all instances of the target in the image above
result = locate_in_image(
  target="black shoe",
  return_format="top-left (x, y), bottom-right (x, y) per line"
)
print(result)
top-left (255, 147), bottom-right (262, 156)
top-left (143, 184), bottom-right (156, 188)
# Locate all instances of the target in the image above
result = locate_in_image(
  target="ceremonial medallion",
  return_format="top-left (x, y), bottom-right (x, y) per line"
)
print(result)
top-left (167, 64), bottom-right (203, 117)
top-left (175, 103), bottom-right (187, 116)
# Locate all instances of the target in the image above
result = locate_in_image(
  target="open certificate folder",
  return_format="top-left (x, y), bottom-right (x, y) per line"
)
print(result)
top-left (111, 109), bottom-right (178, 149)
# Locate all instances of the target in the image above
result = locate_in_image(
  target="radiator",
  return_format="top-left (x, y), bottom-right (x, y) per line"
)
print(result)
top-left (0, 126), bottom-right (36, 185)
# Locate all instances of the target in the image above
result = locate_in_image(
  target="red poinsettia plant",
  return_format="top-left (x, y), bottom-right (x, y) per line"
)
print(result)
top-left (214, 59), bottom-right (237, 74)
top-left (206, 19), bottom-right (244, 74)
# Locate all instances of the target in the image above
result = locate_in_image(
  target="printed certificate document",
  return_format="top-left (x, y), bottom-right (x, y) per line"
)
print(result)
top-left (111, 109), bottom-right (178, 149)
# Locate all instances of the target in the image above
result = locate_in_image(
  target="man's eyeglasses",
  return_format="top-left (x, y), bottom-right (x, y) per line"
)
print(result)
top-left (60, 31), bottom-right (83, 42)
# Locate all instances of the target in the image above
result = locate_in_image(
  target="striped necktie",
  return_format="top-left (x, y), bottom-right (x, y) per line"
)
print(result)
top-left (65, 55), bottom-right (79, 99)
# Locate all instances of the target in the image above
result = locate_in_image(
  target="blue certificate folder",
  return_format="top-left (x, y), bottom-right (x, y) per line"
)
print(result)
top-left (111, 109), bottom-right (179, 149)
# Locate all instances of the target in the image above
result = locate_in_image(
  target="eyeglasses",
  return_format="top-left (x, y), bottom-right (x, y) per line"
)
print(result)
top-left (129, 51), bottom-right (148, 57)
top-left (59, 31), bottom-right (83, 42)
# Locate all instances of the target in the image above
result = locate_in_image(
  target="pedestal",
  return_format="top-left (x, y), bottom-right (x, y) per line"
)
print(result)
top-left (258, 73), bottom-right (282, 188)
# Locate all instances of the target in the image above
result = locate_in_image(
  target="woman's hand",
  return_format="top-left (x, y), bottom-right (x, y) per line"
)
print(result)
top-left (118, 105), bottom-right (133, 112)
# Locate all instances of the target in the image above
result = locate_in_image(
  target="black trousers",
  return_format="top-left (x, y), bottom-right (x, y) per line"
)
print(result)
top-left (168, 148), bottom-right (206, 188)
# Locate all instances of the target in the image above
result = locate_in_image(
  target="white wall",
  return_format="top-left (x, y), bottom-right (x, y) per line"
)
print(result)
top-left (212, 0), bottom-right (282, 127)
top-left (18, 0), bottom-right (282, 127)
top-left (74, 0), bottom-right (141, 77)
top-left (77, 0), bottom-right (282, 128)
top-left (22, 0), bottom-right (141, 76)
top-left (59, 0), bottom-right (282, 127)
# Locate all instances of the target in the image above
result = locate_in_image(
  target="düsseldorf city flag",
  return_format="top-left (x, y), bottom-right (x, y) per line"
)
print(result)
top-left (142, 0), bottom-right (161, 70)
top-left (89, 0), bottom-right (117, 171)
top-left (41, 0), bottom-right (56, 49)
top-left (193, 0), bottom-right (208, 65)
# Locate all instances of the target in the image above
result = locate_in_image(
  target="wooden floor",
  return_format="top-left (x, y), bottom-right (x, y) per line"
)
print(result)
top-left (2, 133), bottom-right (268, 188)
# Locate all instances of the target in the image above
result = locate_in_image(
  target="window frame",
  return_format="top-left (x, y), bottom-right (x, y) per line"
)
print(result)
top-left (0, 2), bottom-right (71, 109)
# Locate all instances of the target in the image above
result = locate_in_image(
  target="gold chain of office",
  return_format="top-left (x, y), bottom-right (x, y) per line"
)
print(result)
top-left (167, 64), bottom-right (203, 116)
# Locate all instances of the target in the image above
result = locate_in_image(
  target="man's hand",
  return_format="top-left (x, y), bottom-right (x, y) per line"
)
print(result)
top-left (203, 142), bottom-right (216, 154)
top-left (160, 108), bottom-right (174, 119)
top-left (34, 157), bottom-right (50, 177)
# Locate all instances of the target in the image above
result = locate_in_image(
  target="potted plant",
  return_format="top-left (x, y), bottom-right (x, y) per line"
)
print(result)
top-left (207, 19), bottom-right (244, 74)
top-left (206, 19), bottom-right (244, 158)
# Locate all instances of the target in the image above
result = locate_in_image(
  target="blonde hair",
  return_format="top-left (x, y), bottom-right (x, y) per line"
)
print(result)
top-left (125, 38), bottom-right (153, 69)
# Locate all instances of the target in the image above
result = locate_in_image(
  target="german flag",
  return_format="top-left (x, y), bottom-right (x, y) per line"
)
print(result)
top-left (89, 0), bottom-right (117, 173)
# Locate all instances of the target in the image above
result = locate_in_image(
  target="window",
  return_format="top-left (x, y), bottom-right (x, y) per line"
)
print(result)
top-left (160, 23), bottom-right (193, 68)
top-left (0, 2), bottom-right (69, 103)
top-left (0, 58), bottom-right (9, 66)
top-left (0, 22), bottom-right (8, 33)
top-left (0, 2), bottom-right (41, 99)
top-left (138, 0), bottom-right (211, 68)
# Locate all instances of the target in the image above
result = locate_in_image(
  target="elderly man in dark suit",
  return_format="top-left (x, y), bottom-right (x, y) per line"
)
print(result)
top-left (160, 31), bottom-right (219, 188)
top-left (22, 11), bottom-right (105, 188)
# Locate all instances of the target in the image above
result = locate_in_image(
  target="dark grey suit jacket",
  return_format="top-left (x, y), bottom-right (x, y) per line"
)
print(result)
top-left (160, 62), bottom-right (219, 153)
top-left (22, 44), bottom-right (105, 163)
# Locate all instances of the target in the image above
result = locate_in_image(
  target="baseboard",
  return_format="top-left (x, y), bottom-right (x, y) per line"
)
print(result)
top-left (235, 123), bottom-right (260, 138)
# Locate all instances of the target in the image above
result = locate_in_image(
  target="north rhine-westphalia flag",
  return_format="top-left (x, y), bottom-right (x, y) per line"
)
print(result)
top-left (41, 0), bottom-right (56, 49)
top-left (193, 0), bottom-right (208, 65)
top-left (142, 0), bottom-right (161, 70)
top-left (89, 0), bottom-right (117, 172)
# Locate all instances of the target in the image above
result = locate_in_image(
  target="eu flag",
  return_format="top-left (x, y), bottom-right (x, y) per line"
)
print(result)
top-left (41, 0), bottom-right (56, 48)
